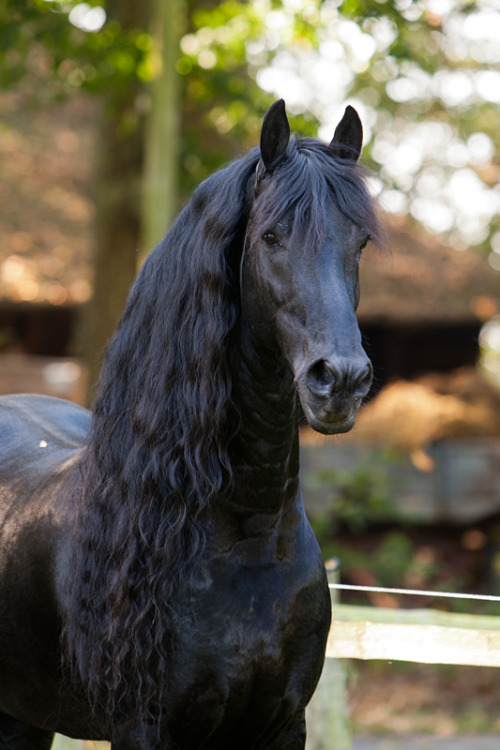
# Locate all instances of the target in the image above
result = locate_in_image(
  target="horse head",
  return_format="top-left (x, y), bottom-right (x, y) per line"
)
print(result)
top-left (241, 100), bottom-right (378, 435)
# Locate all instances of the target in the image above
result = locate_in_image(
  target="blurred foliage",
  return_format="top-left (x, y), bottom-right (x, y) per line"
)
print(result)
top-left (0, 0), bottom-right (151, 98)
top-left (308, 453), bottom-right (481, 608)
top-left (311, 460), bottom-right (399, 535)
top-left (308, 454), bottom-right (414, 589)
top-left (318, 523), bottom-right (473, 610)
top-left (341, 3), bottom-right (495, 153)
top-left (183, 0), bottom-right (500, 249)
top-left (177, 0), bottom-right (323, 194)
top-left (0, 0), bottom-right (312, 199)
top-left (339, 0), bottom-right (500, 250)
top-left (3, 0), bottom-right (500, 280)
top-left (4, 0), bottom-right (499, 246)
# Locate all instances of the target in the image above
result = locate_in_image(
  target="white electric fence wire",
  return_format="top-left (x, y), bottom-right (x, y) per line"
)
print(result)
top-left (329, 583), bottom-right (500, 603)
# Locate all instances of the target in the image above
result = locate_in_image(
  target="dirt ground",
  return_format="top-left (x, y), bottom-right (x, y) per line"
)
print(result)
top-left (353, 737), bottom-right (500, 749)
top-left (348, 662), bottom-right (500, 737)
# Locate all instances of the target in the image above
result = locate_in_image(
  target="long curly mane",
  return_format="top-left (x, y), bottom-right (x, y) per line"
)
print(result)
top-left (62, 136), bottom-right (381, 743)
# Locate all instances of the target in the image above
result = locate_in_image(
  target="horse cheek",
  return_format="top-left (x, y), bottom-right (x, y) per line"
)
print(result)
top-left (242, 252), bottom-right (283, 348)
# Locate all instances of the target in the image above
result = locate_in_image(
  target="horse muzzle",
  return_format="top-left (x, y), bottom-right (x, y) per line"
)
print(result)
top-left (297, 356), bottom-right (373, 435)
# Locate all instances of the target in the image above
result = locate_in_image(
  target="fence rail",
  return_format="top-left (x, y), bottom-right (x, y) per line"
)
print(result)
top-left (328, 602), bottom-right (500, 666)
top-left (306, 569), bottom-right (500, 749)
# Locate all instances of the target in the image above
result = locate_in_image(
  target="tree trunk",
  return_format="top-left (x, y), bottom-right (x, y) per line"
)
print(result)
top-left (85, 0), bottom-right (184, 400)
top-left (85, 0), bottom-right (186, 399)
top-left (141, 0), bottom-right (184, 259)
top-left (85, 92), bottom-right (145, 399)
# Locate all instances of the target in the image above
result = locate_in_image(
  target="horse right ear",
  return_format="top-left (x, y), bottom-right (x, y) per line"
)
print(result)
top-left (330, 105), bottom-right (363, 162)
top-left (259, 99), bottom-right (290, 173)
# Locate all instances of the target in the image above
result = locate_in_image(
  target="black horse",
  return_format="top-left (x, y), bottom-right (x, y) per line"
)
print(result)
top-left (0, 100), bottom-right (381, 749)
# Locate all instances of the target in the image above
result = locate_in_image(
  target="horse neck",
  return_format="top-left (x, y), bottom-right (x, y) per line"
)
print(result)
top-left (228, 324), bottom-right (300, 516)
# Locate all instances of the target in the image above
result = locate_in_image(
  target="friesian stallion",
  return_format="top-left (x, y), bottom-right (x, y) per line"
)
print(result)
top-left (0, 100), bottom-right (381, 749)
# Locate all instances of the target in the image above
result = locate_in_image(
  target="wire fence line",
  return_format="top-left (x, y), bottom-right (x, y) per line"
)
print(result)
top-left (329, 582), bottom-right (500, 604)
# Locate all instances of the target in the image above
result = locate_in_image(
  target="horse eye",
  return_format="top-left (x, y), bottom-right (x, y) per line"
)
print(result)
top-left (359, 235), bottom-right (371, 252)
top-left (262, 232), bottom-right (279, 247)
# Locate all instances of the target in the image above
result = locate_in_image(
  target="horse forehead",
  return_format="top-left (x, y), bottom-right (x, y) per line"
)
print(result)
top-left (324, 205), bottom-right (357, 236)
top-left (290, 207), bottom-right (360, 253)
top-left (288, 182), bottom-right (360, 237)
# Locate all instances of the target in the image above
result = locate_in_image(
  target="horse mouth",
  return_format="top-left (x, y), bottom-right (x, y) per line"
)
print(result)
top-left (299, 394), bottom-right (362, 436)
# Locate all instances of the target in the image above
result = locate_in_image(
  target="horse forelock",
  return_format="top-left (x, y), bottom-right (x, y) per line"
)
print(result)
top-left (248, 137), bottom-right (383, 251)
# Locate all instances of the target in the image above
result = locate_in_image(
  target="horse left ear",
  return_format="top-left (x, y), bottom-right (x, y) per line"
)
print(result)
top-left (260, 99), bottom-right (290, 172)
top-left (330, 105), bottom-right (363, 162)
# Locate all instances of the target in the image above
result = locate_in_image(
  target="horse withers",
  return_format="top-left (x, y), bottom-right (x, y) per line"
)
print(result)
top-left (0, 100), bottom-right (381, 749)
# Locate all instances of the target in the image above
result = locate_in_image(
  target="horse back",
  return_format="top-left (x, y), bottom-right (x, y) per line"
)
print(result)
top-left (0, 393), bottom-right (89, 475)
top-left (0, 394), bottom-right (91, 730)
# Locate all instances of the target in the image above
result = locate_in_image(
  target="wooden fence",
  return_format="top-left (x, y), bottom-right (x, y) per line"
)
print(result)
top-left (306, 562), bottom-right (500, 749)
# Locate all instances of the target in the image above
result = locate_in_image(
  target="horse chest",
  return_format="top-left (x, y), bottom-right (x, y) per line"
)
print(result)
top-left (167, 545), bottom-right (330, 748)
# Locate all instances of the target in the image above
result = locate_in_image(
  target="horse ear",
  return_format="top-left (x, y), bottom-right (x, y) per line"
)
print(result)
top-left (260, 99), bottom-right (290, 172)
top-left (330, 105), bottom-right (363, 162)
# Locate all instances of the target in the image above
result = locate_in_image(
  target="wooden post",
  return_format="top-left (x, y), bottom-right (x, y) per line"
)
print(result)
top-left (306, 559), bottom-right (352, 750)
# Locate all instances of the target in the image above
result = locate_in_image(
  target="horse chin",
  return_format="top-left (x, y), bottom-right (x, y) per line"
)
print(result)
top-left (307, 413), bottom-right (356, 436)
top-left (300, 400), bottom-right (358, 436)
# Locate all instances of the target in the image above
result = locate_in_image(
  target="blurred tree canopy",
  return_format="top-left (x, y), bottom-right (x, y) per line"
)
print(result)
top-left (2, 0), bottom-right (500, 387)
top-left (3, 0), bottom-right (499, 246)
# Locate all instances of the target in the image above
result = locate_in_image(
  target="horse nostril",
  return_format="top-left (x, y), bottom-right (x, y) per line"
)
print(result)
top-left (306, 359), bottom-right (340, 396)
top-left (354, 363), bottom-right (373, 397)
top-left (306, 359), bottom-right (372, 398)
